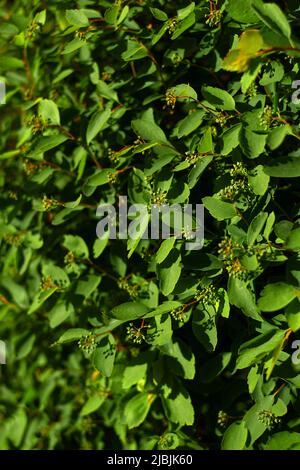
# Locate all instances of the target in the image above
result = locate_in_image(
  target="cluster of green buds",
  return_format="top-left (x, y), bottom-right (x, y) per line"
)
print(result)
top-left (246, 82), bottom-right (258, 99)
top-left (257, 410), bottom-right (281, 430)
top-left (23, 159), bottom-right (39, 176)
top-left (75, 30), bottom-right (86, 41)
top-left (205, 1), bottom-right (222, 27)
top-left (64, 251), bottom-right (76, 266)
top-left (230, 162), bottom-right (248, 178)
top-left (149, 188), bottom-right (168, 208)
top-left (219, 162), bottom-right (249, 201)
top-left (215, 112), bottom-right (227, 127)
top-left (169, 51), bottom-right (183, 67)
top-left (26, 21), bottom-right (40, 40)
top-left (217, 410), bottom-right (230, 428)
top-left (218, 238), bottom-right (247, 279)
top-left (126, 323), bottom-right (147, 344)
top-left (108, 148), bottom-right (120, 164)
top-left (42, 195), bottom-right (61, 212)
top-left (218, 237), bottom-right (238, 259)
top-left (101, 71), bottom-right (111, 82)
top-left (219, 179), bottom-right (248, 201)
top-left (167, 18), bottom-right (178, 35)
top-left (182, 225), bottom-right (195, 241)
top-left (117, 277), bottom-right (139, 299)
top-left (78, 333), bottom-right (97, 355)
top-left (4, 232), bottom-right (25, 247)
top-left (27, 115), bottom-right (46, 134)
top-left (40, 275), bottom-right (57, 291)
top-left (165, 89), bottom-right (177, 109)
top-left (260, 105), bottom-right (273, 130)
top-left (7, 190), bottom-right (18, 200)
top-left (226, 258), bottom-right (247, 279)
top-left (108, 171), bottom-right (118, 184)
top-left (195, 285), bottom-right (218, 306)
top-left (170, 307), bottom-right (187, 322)
top-left (185, 150), bottom-right (199, 166)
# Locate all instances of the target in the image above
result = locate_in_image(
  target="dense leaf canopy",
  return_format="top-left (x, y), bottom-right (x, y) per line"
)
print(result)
top-left (0, 0), bottom-right (300, 450)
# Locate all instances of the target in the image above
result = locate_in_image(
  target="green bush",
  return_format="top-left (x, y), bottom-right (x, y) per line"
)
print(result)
top-left (1, 0), bottom-right (300, 450)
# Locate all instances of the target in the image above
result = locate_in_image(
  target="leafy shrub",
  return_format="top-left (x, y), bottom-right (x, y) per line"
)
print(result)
top-left (0, 0), bottom-right (300, 451)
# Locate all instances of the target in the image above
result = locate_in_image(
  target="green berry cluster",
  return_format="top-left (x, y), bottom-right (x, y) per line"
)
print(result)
top-left (167, 18), bottom-right (178, 35)
top-left (165, 89), bottom-right (177, 109)
top-left (126, 323), bottom-right (147, 344)
top-left (108, 172), bottom-right (118, 184)
top-left (149, 189), bottom-right (168, 207)
top-left (4, 232), bottom-right (25, 247)
top-left (215, 112), bottom-right (227, 127)
top-left (26, 21), bottom-right (40, 40)
top-left (219, 162), bottom-right (249, 201)
top-left (257, 410), bottom-right (281, 430)
top-left (40, 275), bottom-right (57, 291)
top-left (23, 159), bottom-right (39, 176)
top-left (185, 151), bottom-right (199, 166)
top-left (42, 195), bottom-right (61, 211)
top-left (108, 148), bottom-right (120, 164)
top-left (78, 333), bottom-right (97, 354)
top-left (230, 162), bottom-right (248, 178)
top-left (217, 410), bottom-right (230, 428)
top-left (218, 238), bottom-right (247, 279)
top-left (27, 115), bottom-right (46, 134)
top-left (117, 277), bottom-right (139, 299)
top-left (64, 251), bottom-right (76, 266)
top-left (195, 285), bottom-right (218, 305)
top-left (247, 82), bottom-right (258, 98)
top-left (170, 307), bottom-right (187, 322)
top-left (260, 105), bottom-right (273, 130)
top-left (205, 6), bottom-right (222, 27)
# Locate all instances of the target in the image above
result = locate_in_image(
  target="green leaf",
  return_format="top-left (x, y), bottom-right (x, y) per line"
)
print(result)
top-left (221, 421), bottom-right (248, 450)
top-left (132, 116), bottom-right (169, 144)
top-left (49, 300), bottom-right (74, 328)
top-left (57, 328), bottom-right (90, 344)
top-left (39, 99), bottom-right (60, 125)
top-left (248, 165), bottom-right (270, 195)
top-left (86, 108), bottom-right (111, 144)
top-left (65, 9), bottom-right (89, 27)
top-left (122, 362), bottom-right (148, 389)
top-left (258, 283), bottom-right (297, 312)
top-left (162, 381), bottom-right (194, 426)
top-left (80, 395), bottom-right (105, 417)
top-left (264, 156), bottom-right (300, 178)
top-left (27, 135), bottom-right (68, 159)
top-left (111, 302), bottom-right (149, 321)
top-left (174, 110), bottom-right (205, 138)
top-left (63, 235), bottom-right (89, 259)
top-left (201, 86), bottom-right (235, 111)
top-left (157, 249), bottom-right (182, 296)
top-left (247, 212), bottom-right (268, 245)
top-left (93, 334), bottom-right (116, 377)
top-left (124, 393), bottom-right (152, 429)
top-left (192, 305), bottom-right (218, 352)
top-left (75, 275), bottom-right (101, 299)
top-left (203, 197), bottom-right (236, 221)
top-left (251, 0), bottom-right (291, 39)
top-left (228, 277), bottom-right (261, 320)
top-left (286, 228), bottom-right (300, 251)
top-left (155, 237), bottom-right (176, 264)
top-left (150, 8), bottom-right (168, 22)
top-left (161, 339), bottom-right (195, 380)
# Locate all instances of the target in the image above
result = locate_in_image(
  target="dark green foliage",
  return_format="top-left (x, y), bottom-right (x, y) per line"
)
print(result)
top-left (0, 0), bottom-right (300, 450)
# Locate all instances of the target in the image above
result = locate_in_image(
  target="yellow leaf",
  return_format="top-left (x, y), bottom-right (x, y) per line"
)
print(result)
top-left (223, 49), bottom-right (251, 72)
top-left (239, 29), bottom-right (265, 55)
